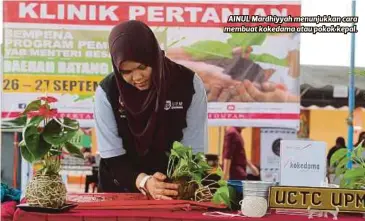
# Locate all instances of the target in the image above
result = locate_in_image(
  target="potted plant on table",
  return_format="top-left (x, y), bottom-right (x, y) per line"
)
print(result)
top-left (10, 96), bottom-right (84, 208)
top-left (167, 141), bottom-right (235, 208)
top-left (330, 141), bottom-right (365, 189)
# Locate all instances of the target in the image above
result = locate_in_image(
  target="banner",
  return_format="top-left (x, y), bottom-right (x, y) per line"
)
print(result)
top-left (2, 0), bottom-right (301, 129)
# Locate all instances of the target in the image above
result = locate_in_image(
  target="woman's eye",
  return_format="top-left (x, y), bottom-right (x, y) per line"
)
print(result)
top-left (138, 64), bottom-right (147, 70)
top-left (120, 70), bottom-right (132, 75)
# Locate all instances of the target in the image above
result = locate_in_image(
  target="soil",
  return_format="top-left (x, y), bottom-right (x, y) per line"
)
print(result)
top-left (171, 176), bottom-right (199, 201)
top-left (204, 55), bottom-right (265, 84)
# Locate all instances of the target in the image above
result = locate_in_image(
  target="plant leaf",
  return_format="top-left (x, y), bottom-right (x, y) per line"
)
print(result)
top-left (23, 125), bottom-right (40, 156)
top-left (22, 100), bottom-right (41, 114)
top-left (228, 186), bottom-right (236, 208)
top-left (198, 161), bottom-right (211, 172)
top-left (354, 68), bottom-right (365, 76)
top-left (340, 178), bottom-right (357, 189)
top-left (249, 53), bottom-right (288, 67)
top-left (183, 40), bottom-right (233, 60)
top-left (212, 186), bottom-right (230, 207)
top-left (171, 141), bottom-right (189, 158)
top-left (191, 173), bottom-right (202, 185)
top-left (187, 148), bottom-right (193, 161)
top-left (337, 155), bottom-right (350, 169)
top-left (64, 142), bottom-right (84, 159)
top-left (218, 180), bottom-right (227, 186)
top-left (214, 167), bottom-right (224, 178)
top-left (343, 168), bottom-right (365, 180)
top-left (8, 115), bottom-right (27, 126)
top-left (194, 152), bottom-right (206, 163)
top-left (42, 119), bottom-right (63, 145)
top-left (36, 135), bottom-right (52, 160)
top-left (68, 129), bottom-right (85, 145)
top-left (43, 119), bottom-right (79, 145)
top-left (227, 33), bottom-right (267, 50)
top-left (28, 116), bottom-right (44, 126)
top-left (63, 117), bottom-right (80, 132)
top-left (23, 126), bottom-right (52, 160)
top-left (330, 148), bottom-right (347, 167)
top-left (335, 166), bottom-right (347, 178)
top-left (355, 145), bottom-right (364, 159)
top-left (19, 140), bottom-right (35, 163)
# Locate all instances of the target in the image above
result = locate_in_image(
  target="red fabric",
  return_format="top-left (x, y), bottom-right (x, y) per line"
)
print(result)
top-left (1, 201), bottom-right (17, 221)
top-left (222, 127), bottom-right (248, 179)
top-left (13, 208), bottom-right (364, 221)
top-left (66, 193), bottom-right (226, 210)
top-left (67, 193), bottom-right (148, 202)
top-left (14, 194), bottom-right (363, 221)
top-left (74, 199), bottom-right (226, 210)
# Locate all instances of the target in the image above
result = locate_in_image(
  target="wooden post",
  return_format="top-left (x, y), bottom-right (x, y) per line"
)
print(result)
top-left (251, 128), bottom-right (261, 166)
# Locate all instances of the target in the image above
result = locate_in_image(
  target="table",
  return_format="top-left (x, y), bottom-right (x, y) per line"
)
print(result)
top-left (12, 193), bottom-right (365, 221)
top-left (13, 208), bottom-right (365, 221)
top-left (1, 201), bottom-right (17, 221)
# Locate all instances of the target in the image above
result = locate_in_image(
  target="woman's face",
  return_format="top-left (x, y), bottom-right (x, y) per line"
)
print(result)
top-left (119, 60), bottom-right (152, 90)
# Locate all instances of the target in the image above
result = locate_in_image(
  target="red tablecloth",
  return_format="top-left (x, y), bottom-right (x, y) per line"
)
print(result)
top-left (13, 208), bottom-right (365, 221)
top-left (1, 201), bottom-right (17, 221)
top-left (13, 193), bottom-right (364, 221)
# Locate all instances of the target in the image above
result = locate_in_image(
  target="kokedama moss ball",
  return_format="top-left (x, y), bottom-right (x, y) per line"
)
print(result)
top-left (172, 176), bottom-right (199, 201)
top-left (25, 174), bottom-right (67, 208)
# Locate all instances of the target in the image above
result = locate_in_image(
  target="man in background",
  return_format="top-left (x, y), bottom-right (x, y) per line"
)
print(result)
top-left (222, 127), bottom-right (259, 180)
top-left (82, 148), bottom-right (99, 193)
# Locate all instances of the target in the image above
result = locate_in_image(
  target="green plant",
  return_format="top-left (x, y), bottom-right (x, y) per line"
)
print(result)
top-left (354, 68), bottom-right (365, 76)
top-left (9, 96), bottom-right (84, 176)
top-left (167, 141), bottom-right (235, 208)
top-left (182, 32), bottom-right (288, 67)
top-left (330, 141), bottom-right (365, 189)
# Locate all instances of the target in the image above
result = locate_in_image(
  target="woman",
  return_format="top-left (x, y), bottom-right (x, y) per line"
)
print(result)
top-left (93, 20), bottom-right (208, 200)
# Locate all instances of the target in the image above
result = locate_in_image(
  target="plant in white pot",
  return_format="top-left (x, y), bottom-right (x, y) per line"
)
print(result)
top-left (10, 96), bottom-right (84, 208)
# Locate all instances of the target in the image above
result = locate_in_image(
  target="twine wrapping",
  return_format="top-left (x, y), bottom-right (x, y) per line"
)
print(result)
top-left (240, 196), bottom-right (268, 218)
top-left (25, 174), bottom-right (67, 208)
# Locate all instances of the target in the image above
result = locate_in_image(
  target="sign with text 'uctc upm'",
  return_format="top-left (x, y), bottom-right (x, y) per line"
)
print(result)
top-left (269, 186), bottom-right (365, 213)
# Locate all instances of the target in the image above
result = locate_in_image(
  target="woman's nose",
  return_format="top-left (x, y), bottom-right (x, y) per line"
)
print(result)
top-left (132, 71), bottom-right (143, 81)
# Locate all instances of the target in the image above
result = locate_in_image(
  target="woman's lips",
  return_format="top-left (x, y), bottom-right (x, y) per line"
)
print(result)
top-left (135, 81), bottom-right (147, 87)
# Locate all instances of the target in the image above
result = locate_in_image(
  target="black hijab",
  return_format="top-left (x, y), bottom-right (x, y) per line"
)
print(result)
top-left (108, 20), bottom-right (175, 156)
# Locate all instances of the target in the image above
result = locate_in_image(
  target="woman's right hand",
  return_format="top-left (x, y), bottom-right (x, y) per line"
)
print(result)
top-left (144, 172), bottom-right (179, 200)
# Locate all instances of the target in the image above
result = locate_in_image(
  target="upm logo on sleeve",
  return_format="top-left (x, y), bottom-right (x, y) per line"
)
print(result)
top-left (165, 100), bottom-right (183, 110)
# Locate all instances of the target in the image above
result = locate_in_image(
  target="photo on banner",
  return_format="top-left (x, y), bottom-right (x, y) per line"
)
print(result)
top-left (2, 0), bottom-right (301, 129)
